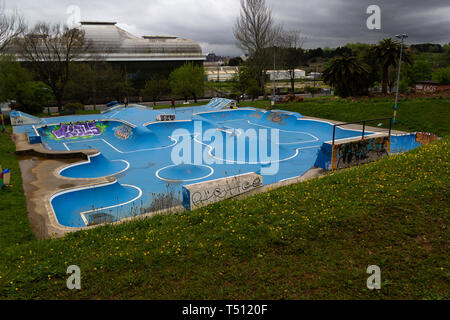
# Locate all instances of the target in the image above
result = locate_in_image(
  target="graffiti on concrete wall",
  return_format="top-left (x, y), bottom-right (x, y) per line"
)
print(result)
top-left (182, 172), bottom-right (263, 210)
top-left (114, 124), bottom-right (133, 140)
top-left (48, 121), bottom-right (106, 140)
top-left (331, 136), bottom-right (390, 170)
top-left (10, 111), bottom-right (42, 126)
top-left (415, 132), bottom-right (440, 145)
top-left (267, 111), bottom-right (289, 124)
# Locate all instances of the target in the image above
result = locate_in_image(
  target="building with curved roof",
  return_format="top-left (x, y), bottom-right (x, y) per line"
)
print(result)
top-left (5, 21), bottom-right (206, 101)
top-left (79, 21), bottom-right (205, 62)
top-left (75, 22), bottom-right (205, 90)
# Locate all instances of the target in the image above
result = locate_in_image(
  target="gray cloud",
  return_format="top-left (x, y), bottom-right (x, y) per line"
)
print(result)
top-left (5, 0), bottom-right (450, 56)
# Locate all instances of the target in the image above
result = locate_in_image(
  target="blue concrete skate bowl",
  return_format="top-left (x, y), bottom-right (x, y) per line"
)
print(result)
top-left (156, 164), bottom-right (213, 182)
top-left (11, 98), bottom-right (421, 228)
top-left (59, 153), bottom-right (129, 179)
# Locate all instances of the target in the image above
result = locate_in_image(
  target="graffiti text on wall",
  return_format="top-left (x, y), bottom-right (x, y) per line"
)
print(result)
top-left (114, 125), bottom-right (133, 140)
top-left (416, 132), bottom-right (440, 145)
top-left (267, 111), bottom-right (289, 124)
top-left (182, 172), bottom-right (263, 210)
top-left (50, 121), bottom-right (105, 140)
top-left (331, 136), bottom-right (390, 170)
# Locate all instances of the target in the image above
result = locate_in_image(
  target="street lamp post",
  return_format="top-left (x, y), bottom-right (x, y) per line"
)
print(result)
top-left (393, 33), bottom-right (408, 124)
top-left (273, 45), bottom-right (277, 103)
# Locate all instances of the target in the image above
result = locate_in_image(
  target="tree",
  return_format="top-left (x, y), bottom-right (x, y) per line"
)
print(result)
top-left (437, 44), bottom-right (450, 67)
top-left (278, 30), bottom-right (306, 93)
top-left (228, 57), bottom-right (243, 66)
top-left (345, 43), bottom-right (371, 56)
top-left (16, 23), bottom-right (91, 110)
top-left (140, 76), bottom-right (169, 106)
top-left (0, 4), bottom-right (25, 52)
top-left (372, 38), bottom-right (412, 94)
top-left (233, 0), bottom-right (281, 98)
top-left (231, 64), bottom-right (258, 97)
top-left (358, 46), bottom-right (380, 90)
top-left (169, 63), bottom-right (204, 102)
top-left (64, 61), bottom-right (122, 106)
top-left (306, 48), bottom-right (324, 61)
top-left (0, 55), bottom-right (53, 114)
top-left (16, 81), bottom-right (54, 114)
top-left (247, 82), bottom-right (261, 100)
top-left (65, 62), bottom-right (95, 104)
top-left (322, 55), bottom-right (370, 97)
top-left (432, 66), bottom-right (450, 84)
top-left (0, 54), bottom-right (31, 101)
top-left (405, 60), bottom-right (432, 85)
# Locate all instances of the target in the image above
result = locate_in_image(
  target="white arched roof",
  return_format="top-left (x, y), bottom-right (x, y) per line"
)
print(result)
top-left (80, 21), bottom-right (205, 61)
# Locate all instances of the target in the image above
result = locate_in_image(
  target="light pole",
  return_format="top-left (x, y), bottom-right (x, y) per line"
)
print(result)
top-left (312, 66), bottom-right (318, 98)
top-left (273, 45), bottom-right (277, 102)
top-left (393, 33), bottom-right (408, 124)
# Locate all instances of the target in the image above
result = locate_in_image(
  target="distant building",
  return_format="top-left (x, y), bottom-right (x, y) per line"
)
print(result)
top-left (206, 53), bottom-right (225, 62)
top-left (305, 72), bottom-right (322, 80)
top-left (7, 21), bottom-right (205, 89)
top-left (205, 66), bottom-right (239, 82)
top-left (414, 81), bottom-right (450, 92)
top-left (267, 69), bottom-right (306, 81)
top-left (205, 67), bottom-right (307, 82)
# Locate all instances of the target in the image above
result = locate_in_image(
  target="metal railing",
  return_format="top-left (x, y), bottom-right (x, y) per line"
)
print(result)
top-left (331, 117), bottom-right (392, 147)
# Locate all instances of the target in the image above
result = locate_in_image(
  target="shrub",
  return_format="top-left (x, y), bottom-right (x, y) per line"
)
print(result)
top-left (64, 102), bottom-right (85, 111)
top-left (432, 66), bottom-right (450, 84)
top-left (16, 81), bottom-right (54, 115)
top-left (247, 84), bottom-right (261, 100)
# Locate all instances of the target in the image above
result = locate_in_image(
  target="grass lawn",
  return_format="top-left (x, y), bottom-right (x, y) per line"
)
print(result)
top-left (151, 101), bottom-right (206, 110)
top-left (35, 109), bottom-right (102, 118)
top-left (243, 96), bottom-right (450, 137)
top-left (0, 136), bottom-right (448, 299)
top-left (0, 96), bottom-right (448, 299)
top-left (0, 126), bottom-right (34, 247)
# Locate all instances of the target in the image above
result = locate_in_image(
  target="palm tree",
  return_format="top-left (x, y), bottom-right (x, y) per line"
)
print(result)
top-left (372, 38), bottom-right (412, 94)
top-left (322, 55), bottom-right (370, 97)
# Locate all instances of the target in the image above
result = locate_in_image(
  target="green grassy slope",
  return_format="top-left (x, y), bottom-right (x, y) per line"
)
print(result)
top-left (244, 97), bottom-right (450, 137)
top-left (0, 126), bottom-right (34, 247)
top-left (1, 138), bottom-right (448, 299)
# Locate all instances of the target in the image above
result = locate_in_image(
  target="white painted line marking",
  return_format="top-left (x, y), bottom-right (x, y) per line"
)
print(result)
top-left (155, 164), bottom-right (214, 182)
top-left (79, 184), bottom-right (143, 226)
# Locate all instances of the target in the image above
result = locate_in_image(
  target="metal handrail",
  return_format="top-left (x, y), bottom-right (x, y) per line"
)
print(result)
top-left (332, 117), bottom-right (392, 146)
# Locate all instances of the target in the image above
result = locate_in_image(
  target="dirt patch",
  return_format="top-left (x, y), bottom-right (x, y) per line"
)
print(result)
top-left (14, 137), bottom-right (113, 239)
top-left (59, 183), bottom-right (76, 189)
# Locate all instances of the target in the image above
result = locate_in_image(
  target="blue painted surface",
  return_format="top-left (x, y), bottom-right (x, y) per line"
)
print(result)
top-left (59, 154), bottom-right (129, 179)
top-left (51, 181), bottom-right (141, 227)
top-left (13, 99), bottom-right (423, 228)
top-left (158, 164), bottom-right (213, 181)
top-left (390, 134), bottom-right (421, 153)
top-left (28, 135), bottom-right (41, 144)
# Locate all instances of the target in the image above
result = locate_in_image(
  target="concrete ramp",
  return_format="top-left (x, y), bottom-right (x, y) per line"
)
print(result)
top-left (10, 111), bottom-right (43, 126)
top-left (315, 134), bottom-right (391, 170)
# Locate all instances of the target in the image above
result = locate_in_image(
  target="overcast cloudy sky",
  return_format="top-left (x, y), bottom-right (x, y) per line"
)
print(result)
top-left (5, 0), bottom-right (450, 56)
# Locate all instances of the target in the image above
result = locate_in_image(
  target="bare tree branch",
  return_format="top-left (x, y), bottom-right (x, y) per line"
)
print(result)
top-left (14, 22), bottom-right (91, 109)
top-left (233, 0), bottom-right (282, 98)
top-left (0, 3), bottom-right (25, 52)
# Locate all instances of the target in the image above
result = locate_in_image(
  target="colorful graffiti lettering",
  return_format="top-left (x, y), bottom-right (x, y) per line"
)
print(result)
top-left (415, 132), bottom-right (439, 145)
top-left (267, 111), bottom-right (289, 124)
top-left (331, 136), bottom-right (390, 170)
top-left (50, 121), bottom-right (105, 140)
top-left (114, 125), bottom-right (133, 140)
